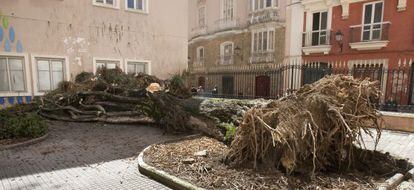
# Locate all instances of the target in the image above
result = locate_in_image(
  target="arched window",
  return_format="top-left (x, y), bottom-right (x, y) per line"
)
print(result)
top-left (196, 46), bottom-right (205, 65)
top-left (197, 1), bottom-right (206, 27)
top-left (220, 41), bottom-right (234, 65)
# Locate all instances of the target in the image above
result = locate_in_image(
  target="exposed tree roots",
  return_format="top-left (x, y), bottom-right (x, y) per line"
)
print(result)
top-left (226, 75), bottom-right (383, 176)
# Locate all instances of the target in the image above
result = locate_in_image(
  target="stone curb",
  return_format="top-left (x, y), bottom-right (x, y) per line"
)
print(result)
top-left (138, 134), bottom-right (205, 190)
top-left (376, 167), bottom-right (414, 190)
top-left (0, 133), bottom-right (49, 151)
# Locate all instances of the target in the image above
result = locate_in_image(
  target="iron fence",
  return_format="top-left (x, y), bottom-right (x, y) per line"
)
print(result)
top-left (189, 63), bottom-right (414, 113)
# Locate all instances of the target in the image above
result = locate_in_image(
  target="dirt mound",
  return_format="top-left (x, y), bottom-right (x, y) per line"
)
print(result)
top-left (226, 75), bottom-right (385, 176)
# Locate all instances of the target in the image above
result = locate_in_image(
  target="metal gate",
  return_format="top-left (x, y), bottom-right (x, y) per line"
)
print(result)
top-left (222, 76), bottom-right (234, 95)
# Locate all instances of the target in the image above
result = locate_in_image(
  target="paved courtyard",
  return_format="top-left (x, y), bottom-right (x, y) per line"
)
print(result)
top-left (361, 129), bottom-right (414, 164)
top-left (1, 122), bottom-right (413, 190)
top-left (0, 121), bottom-right (180, 190)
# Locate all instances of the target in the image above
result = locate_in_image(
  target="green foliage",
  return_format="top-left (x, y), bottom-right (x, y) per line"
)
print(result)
top-left (75, 72), bottom-right (94, 83)
top-left (170, 74), bottom-right (186, 89)
top-left (0, 110), bottom-right (47, 140)
top-left (220, 122), bottom-right (236, 142)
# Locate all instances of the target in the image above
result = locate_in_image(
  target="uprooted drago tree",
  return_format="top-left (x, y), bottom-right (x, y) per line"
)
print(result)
top-left (36, 68), bottom-right (220, 138)
top-left (225, 75), bottom-right (385, 175)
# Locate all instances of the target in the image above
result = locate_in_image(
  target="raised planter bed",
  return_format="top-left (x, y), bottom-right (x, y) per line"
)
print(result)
top-left (0, 133), bottom-right (49, 151)
top-left (139, 136), bottom-right (412, 190)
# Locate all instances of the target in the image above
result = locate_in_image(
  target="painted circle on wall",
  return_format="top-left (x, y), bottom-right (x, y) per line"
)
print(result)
top-left (2, 17), bottom-right (9, 29)
top-left (0, 27), bottom-right (3, 42)
top-left (9, 27), bottom-right (15, 43)
top-left (4, 39), bottom-right (11, 52)
top-left (16, 40), bottom-right (23, 53)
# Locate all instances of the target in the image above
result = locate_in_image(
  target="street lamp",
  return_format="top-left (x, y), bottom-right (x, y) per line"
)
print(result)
top-left (234, 46), bottom-right (243, 61)
top-left (335, 30), bottom-right (344, 53)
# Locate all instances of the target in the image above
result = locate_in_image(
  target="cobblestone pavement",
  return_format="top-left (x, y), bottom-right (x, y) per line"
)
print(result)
top-left (0, 121), bottom-right (181, 190)
top-left (361, 129), bottom-right (414, 164)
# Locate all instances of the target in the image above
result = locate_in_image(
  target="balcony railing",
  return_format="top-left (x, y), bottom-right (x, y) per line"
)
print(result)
top-left (191, 26), bottom-right (208, 38)
top-left (250, 51), bottom-right (275, 64)
top-left (214, 18), bottom-right (241, 33)
top-left (193, 58), bottom-right (205, 66)
top-left (248, 9), bottom-right (281, 25)
top-left (302, 29), bottom-right (332, 47)
top-left (219, 55), bottom-right (234, 65)
top-left (350, 22), bottom-right (390, 43)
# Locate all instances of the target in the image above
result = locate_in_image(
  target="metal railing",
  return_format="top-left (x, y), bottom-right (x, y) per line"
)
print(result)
top-left (193, 58), bottom-right (205, 66)
top-left (214, 18), bottom-right (242, 33)
top-left (250, 51), bottom-right (275, 64)
top-left (350, 22), bottom-right (390, 43)
top-left (302, 29), bottom-right (332, 47)
top-left (189, 60), bottom-right (414, 113)
top-left (190, 25), bottom-right (208, 38)
top-left (218, 55), bottom-right (234, 65)
top-left (248, 8), bottom-right (282, 25)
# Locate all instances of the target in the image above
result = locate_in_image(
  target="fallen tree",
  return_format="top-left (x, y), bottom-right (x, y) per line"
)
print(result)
top-left (36, 68), bottom-right (222, 139)
top-left (226, 75), bottom-right (384, 176)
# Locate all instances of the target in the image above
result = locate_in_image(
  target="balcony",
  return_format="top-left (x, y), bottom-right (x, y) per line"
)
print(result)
top-left (250, 51), bottom-right (275, 64)
top-left (302, 29), bottom-right (332, 55)
top-left (190, 26), bottom-right (208, 39)
top-left (248, 8), bottom-right (281, 25)
top-left (349, 22), bottom-right (390, 51)
top-left (193, 58), bottom-right (205, 66)
top-left (214, 18), bottom-right (242, 33)
top-left (219, 54), bottom-right (234, 65)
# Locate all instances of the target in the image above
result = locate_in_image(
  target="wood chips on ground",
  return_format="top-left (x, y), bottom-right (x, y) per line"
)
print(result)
top-left (145, 137), bottom-right (381, 190)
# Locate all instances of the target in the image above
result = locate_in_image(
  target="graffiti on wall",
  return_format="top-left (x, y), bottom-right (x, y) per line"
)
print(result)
top-left (0, 12), bottom-right (24, 53)
top-left (0, 11), bottom-right (29, 109)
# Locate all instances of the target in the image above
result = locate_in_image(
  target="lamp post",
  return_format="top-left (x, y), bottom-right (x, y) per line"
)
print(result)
top-left (335, 30), bottom-right (344, 53)
top-left (234, 46), bottom-right (243, 61)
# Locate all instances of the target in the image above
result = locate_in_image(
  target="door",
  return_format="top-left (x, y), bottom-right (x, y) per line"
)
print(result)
top-left (222, 76), bottom-right (234, 95)
top-left (255, 75), bottom-right (270, 98)
top-left (198, 76), bottom-right (206, 89)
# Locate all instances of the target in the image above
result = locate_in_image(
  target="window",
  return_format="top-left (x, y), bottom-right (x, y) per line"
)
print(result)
top-left (127, 62), bottom-right (148, 74)
top-left (362, 1), bottom-right (384, 41)
top-left (220, 42), bottom-right (234, 65)
top-left (94, 0), bottom-right (118, 8)
top-left (0, 57), bottom-right (25, 92)
top-left (36, 58), bottom-right (65, 92)
top-left (252, 29), bottom-right (275, 52)
top-left (198, 5), bottom-right (206, 27)
top-left (126, 0), bottom-right (147, 12)
top-left (252, 0), bottom-right (278, 11)
top-left (222, 0), bottom-right (234, 21)
top-left (95, 60), bottom-right (120, 72)
top-left (311, 11), bottom-right (329, 46)
top-left (196, 47), bottom-right (205, 64)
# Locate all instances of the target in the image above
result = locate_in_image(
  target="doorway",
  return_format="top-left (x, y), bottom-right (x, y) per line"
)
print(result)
top-left (222, 76), bottom-right (234, 95)
top-left (255, 75), bottom-right (270, 98)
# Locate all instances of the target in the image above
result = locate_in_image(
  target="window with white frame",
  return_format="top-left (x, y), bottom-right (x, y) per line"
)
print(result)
top-left (311, 11), bottom-right (329, 46)
top-left (126, 0), bottom-right (147, 12)
top-left (252, 0), bottom-right (278, 11)
top-left (220, 42), bottom-right (234, 65)
top-left (95, 60), bottom-right (120, 72)
top-left (222, 0), bottom-right (234, 21)
top-left (127, 62), bottom-right (148, 74)
top-left (94, 0), bottom-right (117, 7)
top-left (198, 5), bottom-right (206, 27)
top-left (36, 58), bottom-right (65, 92)
top-left (0, 56), bottom-right (26, 92)
top-left (196, 47), bottom-right (205, 64)
top-left (362, 1), bottom-right (384, 41)
top-left (252, 29), bottom-right (275, 53)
